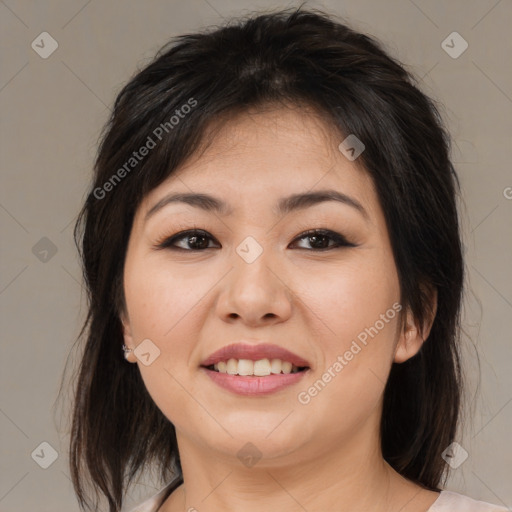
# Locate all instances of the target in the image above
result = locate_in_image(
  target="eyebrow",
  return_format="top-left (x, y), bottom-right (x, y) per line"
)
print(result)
top-left (145, 189), bottom-right (369, 222)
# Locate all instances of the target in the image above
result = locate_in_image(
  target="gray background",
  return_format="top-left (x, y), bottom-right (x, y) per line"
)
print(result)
top-left (0, 0), bottom-right (511, 510)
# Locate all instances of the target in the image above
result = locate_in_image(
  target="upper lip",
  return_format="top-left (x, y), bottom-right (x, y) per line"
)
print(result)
top-left (200, 342), bottom-right (311, 368)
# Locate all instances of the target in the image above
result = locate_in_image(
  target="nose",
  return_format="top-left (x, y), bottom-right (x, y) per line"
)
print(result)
top-left (215, 247), bottom-right (293, 327)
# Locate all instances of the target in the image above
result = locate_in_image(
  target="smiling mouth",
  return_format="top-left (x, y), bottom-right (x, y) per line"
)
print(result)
top-left (202, 358), bottom-right (309, 377)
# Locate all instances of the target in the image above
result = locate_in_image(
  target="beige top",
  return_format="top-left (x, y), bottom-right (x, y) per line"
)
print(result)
top-left (128, 479), bottom-right (509, 512)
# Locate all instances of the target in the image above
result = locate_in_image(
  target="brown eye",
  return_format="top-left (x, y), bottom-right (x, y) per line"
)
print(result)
top-left (290, 229), bottom-right (356, 250)
top-left (156, 230), bottom-right (219, 251)
top-left (156, 228), bottom-right (356, 252)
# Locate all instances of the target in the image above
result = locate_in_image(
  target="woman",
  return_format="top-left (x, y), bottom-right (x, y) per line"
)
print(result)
top-left (66, 7), bottom-right (508, 512)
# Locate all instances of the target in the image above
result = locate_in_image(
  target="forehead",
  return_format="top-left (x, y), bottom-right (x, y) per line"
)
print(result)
top-left (177, 105), bottom-right (348, 176)
top-left (139, 105), bottom-right (377, 219)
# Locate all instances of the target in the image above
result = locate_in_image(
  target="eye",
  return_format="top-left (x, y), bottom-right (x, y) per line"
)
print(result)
top-left (155, 229), bottom-right (219, 251)
top-left (155, 228), bottom-right (356, 252)
top-left (290, 229), bottom-right (357, 251)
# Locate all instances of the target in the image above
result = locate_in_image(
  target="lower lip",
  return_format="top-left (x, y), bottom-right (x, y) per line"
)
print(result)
top-left (201, 367), bottom-right (309, 396)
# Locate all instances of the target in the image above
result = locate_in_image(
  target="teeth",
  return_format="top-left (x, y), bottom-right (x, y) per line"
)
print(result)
top-left (281, 361), bottom-right (293, 374)
top-left (226, 358), bottom-right (238, 375)
top-left (213, 358), bottom-right (303, 376)
top-left (238, 359), bottom-right (254, 376)
top-left (253, 359), bottom-right (271, 376)
top-left (270, 358), bottom-right (282, 374)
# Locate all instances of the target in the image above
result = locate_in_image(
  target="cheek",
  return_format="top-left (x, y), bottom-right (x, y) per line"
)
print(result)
top-left (121, 258), bottom-right (199, 407)
top-left (296, 287), bottom-right (400, 443)
top-left (123, 258), bottom-right (210, 428)
top-left (295, 251), bottom-right (400, 415)
top-left (301, 252), bottom-right (400, 347)
top-left (124, 256), bottom-right (207, 340)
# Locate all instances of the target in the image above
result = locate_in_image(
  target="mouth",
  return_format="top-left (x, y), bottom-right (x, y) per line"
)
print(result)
top-left (199, 342), bottom-right (311, 394)
top-left (200, 342), bottom-right (312, 375)
top-left (202, 359), bottom-right (309, 376)
top-left (200, 359), bottom-right (310, 396)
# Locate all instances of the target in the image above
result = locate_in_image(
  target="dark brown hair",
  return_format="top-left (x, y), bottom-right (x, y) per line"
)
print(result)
top-left (64, 7), bottom-right (464, 511)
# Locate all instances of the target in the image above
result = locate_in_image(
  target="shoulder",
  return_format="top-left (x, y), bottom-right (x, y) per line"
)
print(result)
top-left (430, 490), bottom-right (509, 511)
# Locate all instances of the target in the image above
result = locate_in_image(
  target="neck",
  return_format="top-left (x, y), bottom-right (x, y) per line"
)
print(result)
top-left (162, 415), bottom-right (429, 512)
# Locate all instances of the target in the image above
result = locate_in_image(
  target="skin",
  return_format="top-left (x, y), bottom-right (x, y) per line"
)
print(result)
top-left (121, 105), bottom-right (439, 512)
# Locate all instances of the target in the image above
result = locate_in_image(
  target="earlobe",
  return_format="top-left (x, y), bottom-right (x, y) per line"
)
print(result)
top-left (394, 332), bottom-right (424, 364)
top-left (394, 310), bottom-right (424, 363)
top-left (394, 285), bottom-right (437, 364)
top-left (120, 312), bottom-right (137, 363)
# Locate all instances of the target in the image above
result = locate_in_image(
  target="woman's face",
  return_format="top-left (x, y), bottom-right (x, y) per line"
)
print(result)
top-left (121, 106), bottom-right (423, 466)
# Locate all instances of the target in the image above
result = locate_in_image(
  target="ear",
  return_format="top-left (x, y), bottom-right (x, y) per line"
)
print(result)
top-left (120, 310), bottom-right (137, 363)
top-left (119, 308), bottom-right (132, 341)
top-left (394, 285), bottom-right (437, 364)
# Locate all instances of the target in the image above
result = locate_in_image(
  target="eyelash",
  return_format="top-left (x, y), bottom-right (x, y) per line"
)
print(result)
top-left (154, 228), bottom-right (357, 252)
